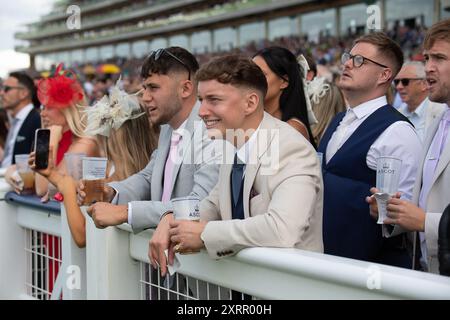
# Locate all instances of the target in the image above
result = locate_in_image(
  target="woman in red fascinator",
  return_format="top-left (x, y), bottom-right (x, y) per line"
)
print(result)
top-left (36, 63), bottom-right (100, 200)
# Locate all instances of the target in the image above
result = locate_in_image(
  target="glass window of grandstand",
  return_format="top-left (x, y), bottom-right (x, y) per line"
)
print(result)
top-left (191, 31), bottom-right (212, 54)
top-left (56, 51), bottom-right (71, 66)
top-left (85, 47), bottom-right (99, 63)
top-left (149, 38), bottom-right (168, 51)
top-left (169, 35), bottom-right (189, 50)
top-left (71, 50), bottom-right (84, 65)
top-left (268, 17), bottom-right (295, 41)
top-left (100, 45), bottom-right (114, 61)
top-left (239, 21), bottom-right (265, 47)
top-left (213, 27), bottom-right (237, 52)
top-left (442, 0), bottom-right (450, 19)
top-left (340, 3), bottom-right (377, 36)
top-left (301, 9), bottom-right (336, 43)
top-left (35, 55), bottom-right (47, 71)
top-left (116, 43), bottom-right (130, 59)
top-left (386, 0), bottom-right (434, 27)
top-left (132, 40), bottom-right (148, 58)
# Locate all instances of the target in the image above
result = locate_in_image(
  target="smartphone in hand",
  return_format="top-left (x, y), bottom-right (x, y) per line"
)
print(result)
top-left (34, 128), bottom-right (51, 169)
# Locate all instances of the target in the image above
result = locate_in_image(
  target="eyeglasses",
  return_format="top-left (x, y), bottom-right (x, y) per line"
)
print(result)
top-left (341, 52), bottom-right (388, 69)
top-left (148, 48), bottom-right (191, 80)
top-left (393, 78), bottom-right (424, 86)
top-left (0, 85), bottom-right (25, 93)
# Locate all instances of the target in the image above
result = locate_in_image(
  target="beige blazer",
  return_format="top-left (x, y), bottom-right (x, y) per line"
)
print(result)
top-left (200, 113), bottom-right (324, 259)
top-left (412, 106), bottom-right (450, 273)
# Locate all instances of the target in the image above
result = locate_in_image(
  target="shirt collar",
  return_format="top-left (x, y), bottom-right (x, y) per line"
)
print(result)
top-left (172, 118), bottom-right (188, 138)
top-left (236, 123), bottom-right (261, 165)
top-left (350, 96), bottom-right (387, 120)
top-left (14, 103), bottom-right (34, 121)
top-left (399, 98), bottom-right (428, 118)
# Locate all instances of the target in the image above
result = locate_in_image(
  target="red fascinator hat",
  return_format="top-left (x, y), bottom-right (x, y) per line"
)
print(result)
top-left (37, 63), bottom-right (84, 109)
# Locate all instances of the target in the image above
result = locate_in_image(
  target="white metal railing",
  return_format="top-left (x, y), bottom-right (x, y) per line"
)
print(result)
top-left (0, 179), bottom-right (62, 300)
top-left (1, 177), bottom-right (450, 300)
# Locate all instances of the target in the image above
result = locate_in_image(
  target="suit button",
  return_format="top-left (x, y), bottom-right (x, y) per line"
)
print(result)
top-left (217, 252), bottom-right (222, 256)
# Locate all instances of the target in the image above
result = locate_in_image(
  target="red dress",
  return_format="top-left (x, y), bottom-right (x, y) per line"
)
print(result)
top-left (46, 130), bottom-right (72, 295)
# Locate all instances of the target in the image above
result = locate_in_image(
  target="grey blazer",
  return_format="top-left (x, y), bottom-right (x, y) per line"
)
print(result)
top-left (110, 103), bottom-right (221, 233)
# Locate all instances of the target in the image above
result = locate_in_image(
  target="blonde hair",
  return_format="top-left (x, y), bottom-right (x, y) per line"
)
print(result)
top-left (97, 114), bottom-right (159, 181)
top-left (311, 84), bottom-right (346, 145)
top-left (61, 97), bottom-right (88, 138)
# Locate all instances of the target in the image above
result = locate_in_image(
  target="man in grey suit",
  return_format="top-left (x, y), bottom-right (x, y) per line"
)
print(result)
top-left (368, 19), bottom-right (450, 273)
top-left (82, 47), bottom-right (220, 275)
top-left (165, 55), bottom-right (323, 264)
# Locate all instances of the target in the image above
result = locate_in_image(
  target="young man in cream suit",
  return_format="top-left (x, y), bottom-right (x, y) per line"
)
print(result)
top-left (368, 19), bottom-right (450, 274)
top-left (162, 55), bottom-right (323, 270)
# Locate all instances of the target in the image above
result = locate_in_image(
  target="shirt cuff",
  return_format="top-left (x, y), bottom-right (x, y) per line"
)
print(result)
top-left (127, 202), bottom-right (132, 225)
top-left (109, 185), bottom-right (120, 205)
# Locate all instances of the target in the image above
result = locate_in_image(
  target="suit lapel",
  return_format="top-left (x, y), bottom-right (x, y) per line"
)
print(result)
top-left (414, 108), bottom-right (447, 201)
top-left (242, 113), bottom-right (276, 218)
top-left (169, 103), bottom-right (200, 198)
top-left (153, 125), bottom-right (171, 200)
top-left (430, 109), bottom-right (450, 187)
top-left (221, 164), bottom-right (233, 220)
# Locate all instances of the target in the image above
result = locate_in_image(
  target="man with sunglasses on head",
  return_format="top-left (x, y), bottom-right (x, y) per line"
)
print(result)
top-left (318, 33), bottom-right (421, 268)
top-left (80, 47), bottom-right (221, 276)
top-left (0, 72), bottom-right (41, 168)
top-left (396, 61), bottom-right (446, 142)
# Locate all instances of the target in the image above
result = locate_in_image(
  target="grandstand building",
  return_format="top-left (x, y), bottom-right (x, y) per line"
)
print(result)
top-left (15, 0), bottom-right (450, 71)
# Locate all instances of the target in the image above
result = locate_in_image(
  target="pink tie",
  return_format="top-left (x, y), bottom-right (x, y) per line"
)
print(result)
top-left (161, 132), bottom-right (182, 203)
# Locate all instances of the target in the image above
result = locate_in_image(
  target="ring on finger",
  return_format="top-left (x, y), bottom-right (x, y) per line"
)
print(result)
top-left (174, 243), bottom-right (182, 253)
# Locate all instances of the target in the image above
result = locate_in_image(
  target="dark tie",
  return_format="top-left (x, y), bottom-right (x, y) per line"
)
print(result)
top-left (231, 153), bottom-right (244, 219)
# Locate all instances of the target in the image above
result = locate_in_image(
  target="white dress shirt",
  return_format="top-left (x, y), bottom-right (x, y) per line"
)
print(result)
top-left (1, 103), bottom-right (34, 168)
top-left (326, 96), bottom-right (422, 201)
top-left (398, 98), bottom-right (428, 142)
top-left (235, 124), bottom-right (261, 169)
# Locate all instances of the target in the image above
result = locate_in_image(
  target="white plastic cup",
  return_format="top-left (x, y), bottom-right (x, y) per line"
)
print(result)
top-left (376, 157), bottom-right (402, 195)
top-left (375, 157), bottom-right (402, 224)
top-left (172, 196), bottom-right (201, 254)
top-left (172, 196), bottom-right (200, 221)
top-left (82, 157), bottom-right (107, 205)
top-left (15, 154), bottom-right (34, 194)
top-left (64, 152), bottom-right (86, 181)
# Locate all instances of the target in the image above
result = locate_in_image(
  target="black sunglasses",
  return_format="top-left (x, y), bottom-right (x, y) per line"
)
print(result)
top-left (148, 48), bottom-right (191, 80)
top-left (0, 85), bottom-right (25, 93)
top-left (393, 78), bottom-right (424, 86)
top-left (341, 52), bottom-right (388, 69)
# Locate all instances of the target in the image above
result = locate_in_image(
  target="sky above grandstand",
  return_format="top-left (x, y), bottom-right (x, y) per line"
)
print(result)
top-left (0, 0), bottom-right (55, 78)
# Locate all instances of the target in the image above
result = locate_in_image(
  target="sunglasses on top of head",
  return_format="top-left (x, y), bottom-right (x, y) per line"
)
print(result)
top-left (148, 48), bottom-right (191, 80)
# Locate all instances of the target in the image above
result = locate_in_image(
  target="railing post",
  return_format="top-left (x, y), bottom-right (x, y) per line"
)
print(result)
top-left (0, 180), bottom-right (26, 299)
top-left (60, 206), bottom-right (87, 299)
top-left (85, 213), bottom-right (140, 299)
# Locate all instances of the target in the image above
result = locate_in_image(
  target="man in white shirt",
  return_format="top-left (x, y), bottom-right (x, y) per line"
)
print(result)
top-left (0, 72), bottom-right (40, 168)
top-left (317, 32), bottom-right (422, 267)
top-left (396, 61), bottom-right (446, 141)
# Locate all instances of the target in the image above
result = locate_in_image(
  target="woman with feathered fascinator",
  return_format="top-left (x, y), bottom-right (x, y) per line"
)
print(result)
top-left (30, 76), bottom-right (158, 248)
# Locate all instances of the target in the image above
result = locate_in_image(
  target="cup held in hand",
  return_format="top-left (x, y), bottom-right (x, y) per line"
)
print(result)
top-left (171, 196), bottom-right (200, 254)
top-left (82, 157), bottom-right (107, 205)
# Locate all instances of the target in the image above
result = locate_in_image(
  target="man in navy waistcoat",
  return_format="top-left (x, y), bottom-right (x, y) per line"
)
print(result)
top-left (318, 32), bottom-right (422, 268)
